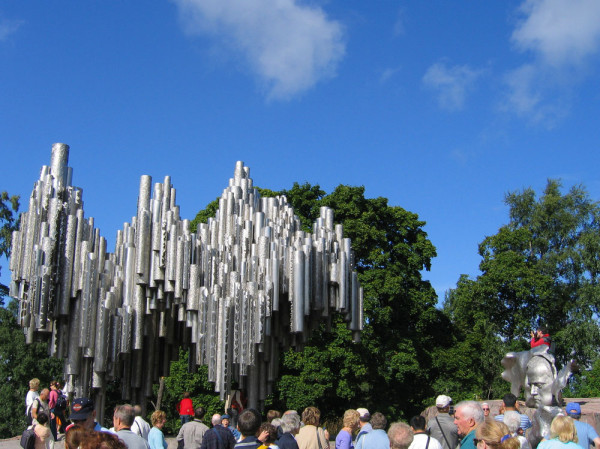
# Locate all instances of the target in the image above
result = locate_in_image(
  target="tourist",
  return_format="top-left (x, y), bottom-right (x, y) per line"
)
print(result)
top-left (223, 414), bottom-right (242, 441)
top-left (26, 378), bottom-right (41, 426)
top-left (427, 395), bottom-right (458, 449)
top-left (178, 392), bottom-right (195, 425)
top-left (66, 398), bottom-right (111, 433)
top-left (356, 412), bottom-right (389, 449)
top-left (408, 416), bottom-right (441, 449)
top-left (336, 409), bottom-right (360, 449)
top-left (565, 402), bottom-right (600, 449)
top-left (148, 410), bottom-right (168, 449)
top-left (275, 412), bottom-right (300, 449)
top-left (131, 405), bottom-right (151, 440)
top-left (503, 413), bottom-right (531, 449)
top-left (113, 404), bottom-right (150, 449)
top-left (34, 411), bottom-right (55, 449)
top-left (235, 408), bottom-right (263, 449)
top-left (267, 411), bottom-right (281, 423)
top-left (481, 404), bottom-right (490, 418)
top-left (355, 409), bottom-right (372, 445)
top-left (474, 419), bottom-right (519, 449)
top-left (257, 422), bottom-right (279, 449)
top-left (177, 406), bottom-right (210, 448)
top-left (65, 426), bottom-right (91, 449)
top-left (494, 394), bottom-right (531, 431)
top-left (530, 327), bottom-right (552, 350)
top-left (537, 416), bottom-right (580, 449)
top-left (296, 407), bottom-right (329, 449)
top-left (453, 401), bottom-right (484, 449)
top-left (388, 422), bottom-right (413, 449)
top-left (31, 389), bottom-right (51, 426)
top-left (79, 431), bottom-right (128, 449)
top-left (201, 414), bottom-right (236, 449)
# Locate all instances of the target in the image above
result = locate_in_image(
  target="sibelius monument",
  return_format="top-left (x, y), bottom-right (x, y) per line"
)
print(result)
top-left (9, 143), bottom-right (363, 418)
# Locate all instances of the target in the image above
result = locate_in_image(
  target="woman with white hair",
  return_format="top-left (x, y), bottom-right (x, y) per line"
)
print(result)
top-left (503, 413), bottom-right (531, 449)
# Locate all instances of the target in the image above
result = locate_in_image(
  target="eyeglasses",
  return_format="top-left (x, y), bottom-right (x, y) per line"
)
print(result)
top-left (482, 408), bottom-right (490, 411)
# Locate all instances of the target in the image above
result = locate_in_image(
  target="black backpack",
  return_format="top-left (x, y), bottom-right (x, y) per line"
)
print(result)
top-left (55, 391), bottom-right (67, 411)
top-left (20, 425), bottom-right (36, 449)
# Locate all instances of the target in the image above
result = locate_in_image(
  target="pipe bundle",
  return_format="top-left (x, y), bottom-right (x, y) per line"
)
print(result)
top-left (10, 143), bottom-right (363, 409)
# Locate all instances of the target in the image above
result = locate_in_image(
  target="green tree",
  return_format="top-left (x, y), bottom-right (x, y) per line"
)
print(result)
top-left (444, 179), bottom-right (600, 399)
top-left (0, 191), bottom-right (20, 301)
top-left (272, 184), bottom-right (448, 420)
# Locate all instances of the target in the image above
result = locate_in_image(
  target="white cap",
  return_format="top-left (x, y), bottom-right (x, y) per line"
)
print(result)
top-left (356, 408), bottom-right (370, 420)
top-left (436, 395), bottom-right (452, 408)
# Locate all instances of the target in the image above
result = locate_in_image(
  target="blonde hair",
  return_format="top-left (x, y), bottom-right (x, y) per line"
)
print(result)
top-left (476, 419), bottom-right (519, 449)
top-left (550, 416), bottom-right (578, 443)
top-left (151, 410), bottom-right (166, 427)
top-left (343, 409), bottom-right (360, 428)
top-left (302, 407), bottom-right (321, 426)
top-left (29, 378), bottom-right (40, 389)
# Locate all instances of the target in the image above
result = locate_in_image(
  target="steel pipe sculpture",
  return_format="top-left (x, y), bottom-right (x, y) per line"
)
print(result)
top-left (10, 143), bottom-right (363, 414)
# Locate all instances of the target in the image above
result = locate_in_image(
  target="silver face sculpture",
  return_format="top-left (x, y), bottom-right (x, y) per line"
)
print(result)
top-left (9, 143), bottom-right (364, 417)
top-left (502, 345), bottom-right (574, 448)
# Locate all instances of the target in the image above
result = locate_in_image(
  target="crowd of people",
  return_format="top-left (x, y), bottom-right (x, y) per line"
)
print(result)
top-left (23, 376), bottom-right (599, 449)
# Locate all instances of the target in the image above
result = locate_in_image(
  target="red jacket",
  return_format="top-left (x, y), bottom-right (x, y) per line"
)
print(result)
top-left (177, 398), bottom-right (194, 416)
top-left (531, 333), bottom-right (551, 348)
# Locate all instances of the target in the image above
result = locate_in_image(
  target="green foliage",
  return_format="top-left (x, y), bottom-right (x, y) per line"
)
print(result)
top-left (0, 299), bottom-right (63, 438)
top-left (190, 197), bottom-right (220, 233)
top-left (444, 179), bottom-right (600, 399)
top-left (159, 348), bottom-right (224, 435)
top-left (565, 359), bottom-right (600, 398)
top-left (0, 192), bottom-right (20, 302)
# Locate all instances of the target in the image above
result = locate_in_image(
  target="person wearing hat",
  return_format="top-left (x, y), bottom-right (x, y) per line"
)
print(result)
top-left (427, 395), bottom-right (458, 449)
top-left (565, 403), bottom-right (600, 449)
top-left (222, 413), bottom-right (242, 441)
top-left (356, 408), bottom-right (372, 444)
top-left (65, 398), bottom-right (111, 433)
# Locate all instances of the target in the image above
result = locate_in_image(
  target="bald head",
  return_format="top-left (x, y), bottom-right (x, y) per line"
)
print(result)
top-left (212, 414), bottom-right (222, 426)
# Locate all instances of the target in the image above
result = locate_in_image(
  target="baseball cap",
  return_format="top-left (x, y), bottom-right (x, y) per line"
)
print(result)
top-left (357, 408), bottom-right (370, 420)
top-left (221, 414), bottom-right (231, 419)
top-left (70, 397), bottom-right (95, 420)
top-left (436, 395), bottom-right (452, 408)
top-left (566, 403), bottom-right (581, 416)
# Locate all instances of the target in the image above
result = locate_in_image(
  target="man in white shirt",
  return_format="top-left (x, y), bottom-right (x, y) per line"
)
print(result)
top-left (131, 405), bottom-right (151, 441)
top-left (409, 416), bottom-right (442, 449)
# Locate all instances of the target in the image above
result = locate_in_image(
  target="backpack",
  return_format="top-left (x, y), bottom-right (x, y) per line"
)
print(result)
top-left (26, 398), bottom-right (40, 426)
top-left (55, 391), bottom-right (67, 411)
top-left (20, 426), bottom-right (36, 449)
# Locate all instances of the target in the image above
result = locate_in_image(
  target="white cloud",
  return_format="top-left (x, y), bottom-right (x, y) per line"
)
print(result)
top-left (422, 61), bottom-right (482, 111)
top-left (512, 0), bottom-right (600, 67)
top-left (173, 0), bottom-right (345, 100)
top-left (504, 0), bottom-right (600, 124)
top-left (0, 16), bottom-right (23, 41)
top-left (393, 8), bottom-right (405, 36)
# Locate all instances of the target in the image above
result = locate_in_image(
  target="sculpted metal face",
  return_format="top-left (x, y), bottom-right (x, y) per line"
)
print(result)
top-left (524, 356), bottom-right (554, 408)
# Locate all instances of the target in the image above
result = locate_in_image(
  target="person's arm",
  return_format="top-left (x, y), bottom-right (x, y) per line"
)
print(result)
top-left (592, 437), bottom-right (600, 448)
top-left (31, 399), bottom-right (40, 420)
top-left (177, 425), bottom-right (185, 441)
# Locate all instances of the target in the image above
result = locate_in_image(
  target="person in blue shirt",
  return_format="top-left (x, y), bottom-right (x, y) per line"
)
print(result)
top-left (148, 410), bottom-right (168, 449)
top-left (565, 403), bottom-right (600, 449)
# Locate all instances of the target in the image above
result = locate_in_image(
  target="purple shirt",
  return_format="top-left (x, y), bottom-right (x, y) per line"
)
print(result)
top-left (336, 430), bottom-right (353, 449)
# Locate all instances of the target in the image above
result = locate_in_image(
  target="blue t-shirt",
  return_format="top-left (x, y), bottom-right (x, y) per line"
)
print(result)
top-left (148, 427), bottom-right (167, 449)
top-left (574, 420), bottom-right (599, 449)
top-left (538, 439), bottom-right (581, 449)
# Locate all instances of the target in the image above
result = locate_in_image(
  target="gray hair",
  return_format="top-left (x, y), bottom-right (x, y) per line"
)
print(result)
top-left (455, 401), bottom-right (484, 425)
top-left (114, 404), bottom-right (135, 427)
top-left (280, 413), bottom-right (301, 433)
top-left (212, 414), bottom-right (222, 426)
top-left (503, 413), bottom-right (520, 434)
top-left (388, 422), bottom-right (413, 449)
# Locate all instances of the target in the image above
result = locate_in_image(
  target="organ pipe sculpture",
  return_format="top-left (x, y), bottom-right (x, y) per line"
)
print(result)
top-left (9, 143), bottom-right (363, 416)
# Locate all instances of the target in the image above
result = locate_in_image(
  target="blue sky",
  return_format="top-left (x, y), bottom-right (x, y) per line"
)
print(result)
top-left (2, 0), bottom-right (600, 301)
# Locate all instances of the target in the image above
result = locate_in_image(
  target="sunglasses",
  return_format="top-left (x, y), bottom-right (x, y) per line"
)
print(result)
top-left (474, 439), bottom-right (483, 446)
